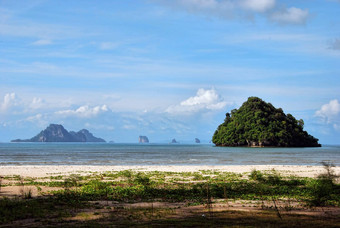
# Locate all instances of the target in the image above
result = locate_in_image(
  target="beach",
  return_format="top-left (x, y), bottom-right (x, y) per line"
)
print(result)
top-left (1, 165), bottom-right (339, 178)
top-left (1, 164), bottom-right (340, 227)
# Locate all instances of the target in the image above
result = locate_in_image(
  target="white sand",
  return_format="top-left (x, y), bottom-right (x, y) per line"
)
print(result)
top-left (1, 165), bottom-right (339, 178)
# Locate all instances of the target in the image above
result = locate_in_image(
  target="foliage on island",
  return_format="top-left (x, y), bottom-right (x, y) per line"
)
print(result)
top-left (212, 97), bottom-right (320, 147)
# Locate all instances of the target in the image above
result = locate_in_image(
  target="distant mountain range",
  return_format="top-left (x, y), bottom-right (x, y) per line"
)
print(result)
top-left (11, 124), bottom-right (106, 142)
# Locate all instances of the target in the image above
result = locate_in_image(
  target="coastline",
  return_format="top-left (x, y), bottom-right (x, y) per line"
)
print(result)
top-left (1, 165), bottom-right (339, 178)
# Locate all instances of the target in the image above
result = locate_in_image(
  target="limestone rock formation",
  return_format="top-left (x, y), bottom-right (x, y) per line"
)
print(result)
top-left (171, 138), bottom-right (178, 143)
top-left (138, 136), bottom-right (149, 143)
top-left (11, 124), bottom-right (106, 142)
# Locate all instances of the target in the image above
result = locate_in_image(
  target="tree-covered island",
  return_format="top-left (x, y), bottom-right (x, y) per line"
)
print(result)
top-left (213, 97), bottom-right (321, 147)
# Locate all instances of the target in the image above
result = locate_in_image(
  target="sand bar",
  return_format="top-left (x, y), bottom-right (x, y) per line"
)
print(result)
top-left (1, 165), bottom-right (339, 178)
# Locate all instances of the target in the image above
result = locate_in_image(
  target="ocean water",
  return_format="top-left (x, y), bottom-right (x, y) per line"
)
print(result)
top-left (0, 143), bottom-right (339, 166)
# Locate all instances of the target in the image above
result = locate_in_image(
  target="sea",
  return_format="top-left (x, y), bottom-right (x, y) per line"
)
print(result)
top-left (0, 143), bottom-right (339, 166)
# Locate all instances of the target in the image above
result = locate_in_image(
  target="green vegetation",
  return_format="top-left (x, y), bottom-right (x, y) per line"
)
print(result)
top-left (309, 162), bottom-right (340, 206)
top-left (0, 167), bottom-right (339, 226)
top-left (213, 97), bottom-right (320, 147)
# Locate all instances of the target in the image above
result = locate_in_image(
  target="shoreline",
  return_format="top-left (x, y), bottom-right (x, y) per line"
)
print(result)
top-left (1, 165), bottom-right (339, 178)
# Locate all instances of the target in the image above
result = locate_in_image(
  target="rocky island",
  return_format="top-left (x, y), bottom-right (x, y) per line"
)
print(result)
top-left (11, 124), bottom-right (106, 142)
top-left (212, 97), bottom-right (321, 147)
top-left (170, 138), bottom-right (178, 143)
top-left (138, 136), bottom-right (149, 143)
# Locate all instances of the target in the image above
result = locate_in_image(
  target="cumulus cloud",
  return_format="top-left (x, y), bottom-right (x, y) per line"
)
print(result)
top-left (316, 100), bottom-right (340, 123)
top-left (153, 0), bottom-right (309, 25)
top-left (56, 105), bottom-right (109, 118)
top-left (270, 7), bottom-right (309, 25)
top-left (0, 93), bottom-right (18, 112)
top-left (0, 93), bottom-right (48, 114)
top-left (315, 99), bottom-right (340, 130)
top-left (166, 88), bottom-right (227, 114)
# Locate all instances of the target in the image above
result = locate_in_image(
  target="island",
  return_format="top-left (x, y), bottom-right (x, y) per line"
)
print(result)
top-left (138, 136), bottom-right (149, 143)
top-left (11, 124), bottom-right (106, 142)
top-left (212, 97), bottom-right (321, 147)
top-left (170, 138), bottom-right (178, 143)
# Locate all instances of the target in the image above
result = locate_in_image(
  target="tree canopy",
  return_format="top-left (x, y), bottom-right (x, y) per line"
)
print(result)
top-left (212, 97), bottom-right (320, 147)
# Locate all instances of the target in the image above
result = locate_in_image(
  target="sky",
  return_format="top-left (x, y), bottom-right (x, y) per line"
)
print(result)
top-left (0, 0), bottom-right (340, 144)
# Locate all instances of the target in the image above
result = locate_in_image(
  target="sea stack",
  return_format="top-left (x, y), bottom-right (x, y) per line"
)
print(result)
top-left (171, 138), bottom-right (178, 143)
top-left (138, 136), bottom-right (149, 143)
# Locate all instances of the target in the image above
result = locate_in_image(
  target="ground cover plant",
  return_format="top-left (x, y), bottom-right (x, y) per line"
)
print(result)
top-left (0, 166), bottom-right (339, 227)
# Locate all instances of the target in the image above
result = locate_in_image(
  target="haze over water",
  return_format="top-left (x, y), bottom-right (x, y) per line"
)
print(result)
top-left (1, 143), bottom-right (339, 166)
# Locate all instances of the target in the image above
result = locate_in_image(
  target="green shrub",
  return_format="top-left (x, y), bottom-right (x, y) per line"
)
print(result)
top-left (308, 162), bottom-right (339, 206)
top-left (249, 170), bottom-right (265, 182)
top-left (135, 173), bottom-right (151, 186)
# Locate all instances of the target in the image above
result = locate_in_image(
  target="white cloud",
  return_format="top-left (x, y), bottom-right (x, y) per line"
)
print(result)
top-left (316, 99), bottom-right (340, 124)
top-left (26, 113), bottom-right (43, 122)
top-left (153, 0), bottom-right (236, 19)
top-left (29, 97), bottom-right (44, 109)
top-left (270, 7), bottom-right (309, 25)
top-left (175, 0), bottom-right (232, 13)
top-left (84, 122), bottom-right (115, 131)
top-left (154, 0), bottom-right (309, 25)
top-left (100, 42), bottom-right (121, 50)
top-left (0, 93), bottom-right (18, 112)
top-left (23, 113), bottom-right (50, 128)
top-left (0, 93), bottom-right (49, 114)
top-left (240, 0), bottom-right (275, 13)
top-left (32, 39), bottom-right (52, 46)
top-left (122, 124), bottom-right (137, 130)
top-left (56, 105), bottom-right (109, 118)
top-left (166, 88), bottom-right (227, 114)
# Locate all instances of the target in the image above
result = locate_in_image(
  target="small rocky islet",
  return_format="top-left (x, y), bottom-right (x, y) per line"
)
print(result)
top-left (138, 135), bottom-right (149, 143)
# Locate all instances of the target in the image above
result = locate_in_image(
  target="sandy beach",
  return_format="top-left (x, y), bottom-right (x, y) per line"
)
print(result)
top-left (1, 165), bottom-right (339, 178)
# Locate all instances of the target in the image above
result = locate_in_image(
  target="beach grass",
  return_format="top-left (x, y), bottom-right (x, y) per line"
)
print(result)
top-left (0, 166), bottom-right (339, 227)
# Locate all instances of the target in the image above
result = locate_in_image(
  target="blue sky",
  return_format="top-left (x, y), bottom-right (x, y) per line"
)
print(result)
top-left (1, 0), bottom-right (340, 144)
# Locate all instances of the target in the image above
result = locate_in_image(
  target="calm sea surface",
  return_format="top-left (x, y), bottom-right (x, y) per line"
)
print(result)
top-left (0, 143), bottom-right (339, 166)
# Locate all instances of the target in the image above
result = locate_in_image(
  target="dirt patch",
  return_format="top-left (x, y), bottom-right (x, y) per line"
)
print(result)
top-left (0, 185), bottom-right (62, 198)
